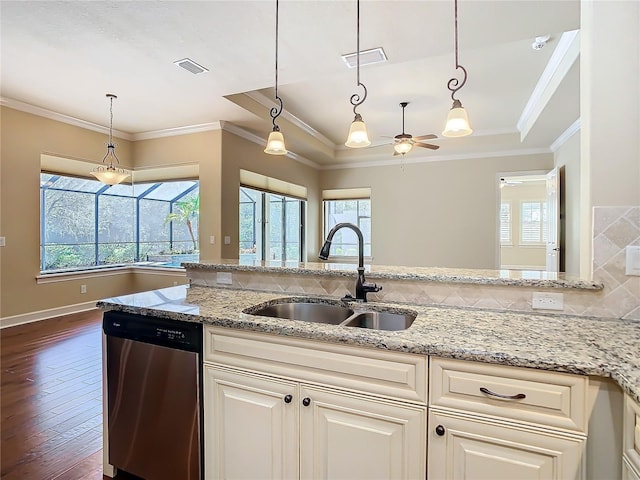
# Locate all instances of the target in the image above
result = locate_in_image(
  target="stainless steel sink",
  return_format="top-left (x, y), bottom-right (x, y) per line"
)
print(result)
top-left (247, 302), bottom-right (354, 325)
top-left (342, 310), bottom-right (416, 331)
top-left (246, 298), bottom-right (417, 331)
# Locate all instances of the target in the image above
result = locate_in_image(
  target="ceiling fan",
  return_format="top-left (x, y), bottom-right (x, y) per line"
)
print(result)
top-left (391, 102), bottom-right (440, 156)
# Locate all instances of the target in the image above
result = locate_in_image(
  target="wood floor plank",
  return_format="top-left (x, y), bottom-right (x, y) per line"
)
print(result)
top-left (1, 310), bottom-right (109, 480)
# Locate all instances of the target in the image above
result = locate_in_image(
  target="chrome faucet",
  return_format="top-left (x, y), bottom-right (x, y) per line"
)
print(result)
top-left (319, 222), bottom-right (382, 302)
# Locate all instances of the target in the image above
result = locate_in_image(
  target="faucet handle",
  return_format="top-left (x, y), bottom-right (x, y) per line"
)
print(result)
top-left (363, 282), bottom-right (382, 293)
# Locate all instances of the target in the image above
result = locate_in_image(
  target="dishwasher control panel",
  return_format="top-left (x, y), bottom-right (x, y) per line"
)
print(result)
top-left (104, 311), bottom-right (202, 353)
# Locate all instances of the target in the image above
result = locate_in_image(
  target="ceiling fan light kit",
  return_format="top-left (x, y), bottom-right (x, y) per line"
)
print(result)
top-left (345, 0), bottom-right (371, 148)
top-left (391, 102), bottom-right (440, 156)
top-left (90, 94), bottom-right (130, 186)
top-left (264, 0), bottom-right (288, 155)
top-left (442, 0), bottom-right (473, 138)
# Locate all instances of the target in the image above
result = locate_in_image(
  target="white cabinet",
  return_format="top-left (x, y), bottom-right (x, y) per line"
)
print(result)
top-left (203, 365), bottom-right (298, 479)
top-left (428, 357), bottom-right (587, 480)
top-left (427, 409), bottom-right (584, 480)
top-left (624, 394), bottom-right (640, 479)
top-left (203, 327), bottom-right (427, 480)
top-left (300, 385), bottom-right (426, 480)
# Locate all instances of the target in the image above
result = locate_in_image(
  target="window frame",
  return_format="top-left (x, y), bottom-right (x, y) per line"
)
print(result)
top-left (39, 172), bottom-right (199, 273)
top-left (322, 197), bottom-right (372, 260)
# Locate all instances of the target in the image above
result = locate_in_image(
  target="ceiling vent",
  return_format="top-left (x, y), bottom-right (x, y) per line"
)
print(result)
top-left (173, 58), bottom-right (209, 74)
top-left (341, 47), bottom-right (387, 68)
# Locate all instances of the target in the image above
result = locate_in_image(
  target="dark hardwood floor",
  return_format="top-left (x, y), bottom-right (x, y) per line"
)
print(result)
top-left (1, 310), bottom-right (138, 480)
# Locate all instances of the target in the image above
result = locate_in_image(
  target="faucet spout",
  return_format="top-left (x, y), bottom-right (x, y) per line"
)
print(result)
top-left (318, 223), bottom-right (381, 302)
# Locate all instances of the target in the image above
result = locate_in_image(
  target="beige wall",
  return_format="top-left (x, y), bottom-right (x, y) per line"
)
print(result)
top-left (219, 130), bottom-right (321, 261)
top-left (320, 154), bottom-right (553, 268)
top-left (134, 130), bottom-right (222, 261)
top-left (580, 0), bottom-right (640, 276)
top-left (554, 131), bottom-right (581, 275)
top-left (500, 182), bottom-right (547, 270)
top-left (0, 107), bottom-right (194, 319)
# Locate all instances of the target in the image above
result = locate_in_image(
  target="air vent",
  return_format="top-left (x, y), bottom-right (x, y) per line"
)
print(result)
top-left (173, 58), bottom-right (209, 75)
top-left (341, 47), bottom-right (387, 68)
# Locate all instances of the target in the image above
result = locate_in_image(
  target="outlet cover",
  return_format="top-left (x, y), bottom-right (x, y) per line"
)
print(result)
top-left (625, 245), bottom-right (640, 276)
top-left (80, 284), bottom-right (87, 294)
top-left (0, 237), bottom-right (5, 247)
top-left (532, 292), bottom-right (564, 311)
top-left (216, 272), bottom-right (233, 285)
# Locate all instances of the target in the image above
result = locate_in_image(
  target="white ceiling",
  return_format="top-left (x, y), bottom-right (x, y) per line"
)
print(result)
top-left (0, 0), bottom-right (581, 167)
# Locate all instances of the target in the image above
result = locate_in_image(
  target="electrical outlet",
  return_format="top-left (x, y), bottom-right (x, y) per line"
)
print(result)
top-left (0, 237), bottom-right (5, 247)
top-left (80, 284), bottom-right (87, 294)
top-left (532, 292), bottom-right (564, 311)
top-left (224, 236), bottom-right (231, 245)
top-left (210, 235), bottom-right (216, 245)
top-left (625, 245), bottom-right (640, 276)
top-left (216, 272), bottom-right (233, 285)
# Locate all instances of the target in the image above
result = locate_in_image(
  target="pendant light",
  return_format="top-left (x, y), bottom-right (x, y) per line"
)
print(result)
top-left (264, 0), bottom-right (287, 155)
top-left (345, 0), bottom-right (371, 148)
top-left (442, 0), bottom-right (473, 138)
top-left (90, 94), bottom-right (130, 185)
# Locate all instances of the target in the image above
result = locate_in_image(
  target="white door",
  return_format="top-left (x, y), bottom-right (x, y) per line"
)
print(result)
top-left (300, 385), bottom-right (426, 480)
top-left (203, 365), bottom-right (299, 480)
top-left (427, 410), bottom-right (585, 480)
top-left (546, 167), bottom-right (561, 273)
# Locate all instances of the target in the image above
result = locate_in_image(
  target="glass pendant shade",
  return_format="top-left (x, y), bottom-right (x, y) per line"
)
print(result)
top-left (90, 165), bottom-right (130, 186)
top-left (345, 114), bottom-right (371, 148)
top-left (442, 99), bottom-right (473, 137)
top-left (393, 140), bottom-right (413, 155)
top-left (264, 128), bottom-right (287, 155)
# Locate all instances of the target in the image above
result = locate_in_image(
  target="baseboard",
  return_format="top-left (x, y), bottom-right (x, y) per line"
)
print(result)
top-left (0, 301), bottom-right (99, 329)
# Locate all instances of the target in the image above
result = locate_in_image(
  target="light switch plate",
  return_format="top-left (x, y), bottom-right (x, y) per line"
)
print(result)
top-left (0, 237), bottom-right (5, 247)
top-left (209, 235), bottom-right (216, 245)
top-left (625, 245), bottom-right (640, 276)
top-left (224, 236), bottom-right (231, 245)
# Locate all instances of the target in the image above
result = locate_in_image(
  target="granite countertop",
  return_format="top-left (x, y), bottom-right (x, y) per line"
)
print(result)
top-left (183, 260), bottom-right (604, 290)
top-left (97, 285), bottom-right (639, 405)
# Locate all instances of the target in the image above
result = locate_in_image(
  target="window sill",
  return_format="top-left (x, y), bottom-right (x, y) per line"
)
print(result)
top-left (37, 263), bottom-right (186, 283)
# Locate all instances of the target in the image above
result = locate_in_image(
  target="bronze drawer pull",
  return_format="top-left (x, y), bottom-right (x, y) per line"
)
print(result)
top-left (480, 387), bottom-right (526, 400)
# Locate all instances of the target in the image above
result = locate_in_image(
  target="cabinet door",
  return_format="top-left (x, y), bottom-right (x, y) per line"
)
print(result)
top-left (428, 410), bottom-right (585, 480)
top-left (300, 385), bottom-right (426, 480)
top-left (203, 365), bottom-right (299, 480)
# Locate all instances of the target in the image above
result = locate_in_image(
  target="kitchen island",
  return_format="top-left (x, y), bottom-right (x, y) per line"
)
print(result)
top-left (98, 276), bottom-right (640, 479)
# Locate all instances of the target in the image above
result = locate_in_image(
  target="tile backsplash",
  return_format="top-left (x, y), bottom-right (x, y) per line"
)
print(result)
top-left (188, 205), bottom-right (640, 320)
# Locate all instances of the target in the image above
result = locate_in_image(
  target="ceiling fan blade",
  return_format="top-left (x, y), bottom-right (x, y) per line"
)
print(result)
top-left (415, 142), bottom-right (440, 150)
top-left (412, 134), bottom-right (437, 141)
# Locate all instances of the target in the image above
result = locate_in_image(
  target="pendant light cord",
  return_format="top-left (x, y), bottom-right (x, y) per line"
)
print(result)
top-left (446, 0), bottom-right (467, 101)
top-left (269, 0), bottom-right (284, 129)
top-left (108, 96), bottom-right (114, 147)
top-left (349, 0), bottom-right (367, 115)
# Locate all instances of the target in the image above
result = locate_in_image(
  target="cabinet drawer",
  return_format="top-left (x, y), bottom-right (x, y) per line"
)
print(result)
top-left (204, 326), bottom-right (427, 403)
top-left (625, 395), bottom-right (640, 474)
top-left (430, 357), bottom-right (588, 432)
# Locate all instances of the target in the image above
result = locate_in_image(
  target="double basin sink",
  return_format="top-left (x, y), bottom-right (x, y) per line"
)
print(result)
top-left (244, 298), bottom-right (416, 331)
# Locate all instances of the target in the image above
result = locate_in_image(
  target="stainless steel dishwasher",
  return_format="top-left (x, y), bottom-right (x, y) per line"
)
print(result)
top-left (104, 311), bottom-right (203, 480)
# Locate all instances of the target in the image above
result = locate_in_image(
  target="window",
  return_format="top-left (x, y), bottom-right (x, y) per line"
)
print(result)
top-left (499, 202), bottom-right (511, 245)
top-left (40, 173), bottom-right (199, 271)
top-left (323, 198), bottom-right (371, 257)
top-left (239, 186), bottom-right (305, 262)
top-left (520, 201), bottom-right (548, 244)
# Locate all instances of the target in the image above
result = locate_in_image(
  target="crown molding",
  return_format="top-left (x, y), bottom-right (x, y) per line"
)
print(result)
top-left (0, 97), bottom-right (133, 140)
top-left (517, 29), bottom-right (580, 139)
top-left (131, 122), bottom-right (222, 140)
top-left (323, 147), bottom-right (551, 170)
top-left (245, 91), bottom-right (336, 149)
top-left (219, 121), bottom-right (321, 169)
top-left (550, 118), bottom-right (581, 152)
